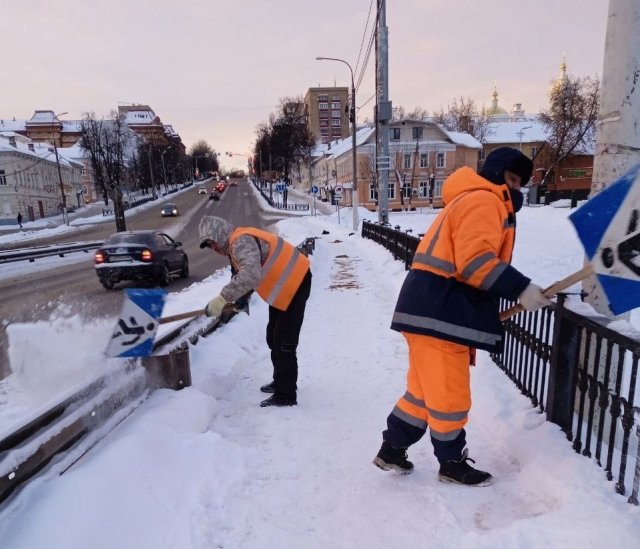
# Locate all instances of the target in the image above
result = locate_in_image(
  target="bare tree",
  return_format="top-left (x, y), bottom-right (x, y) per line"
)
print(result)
top-left (538, 74), bottom-right (600, 185)
top-left (189, 140), bottom-right (219, 176)
top-left (80, 111), bottom-right (131, 232)
top-left (435, 97), bottom-right (492, 144)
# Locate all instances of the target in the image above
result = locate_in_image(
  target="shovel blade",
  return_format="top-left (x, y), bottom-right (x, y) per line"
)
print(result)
top-left (106, 289), bottom-right (167, 357)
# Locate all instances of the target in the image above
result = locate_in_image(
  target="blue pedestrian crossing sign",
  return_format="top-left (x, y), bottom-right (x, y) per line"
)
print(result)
top-left (106, 288), bottom-right (167, 357)
top-left (276, 183), bottom-right (286, 192)
top-left (311, 185), bottom-right (319, 194)
top-left (569, 164), bottom-right (640, 315)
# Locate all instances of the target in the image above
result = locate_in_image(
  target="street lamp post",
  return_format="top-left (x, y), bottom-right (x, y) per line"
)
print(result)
top-left (316, 56), bottom-right (359, 232)
top-left (517, 125), bottom-right (533, 152)
top-left (161, 147), bottom-right (170, 192)
top-left (53, 111), bottom-right (69, 225)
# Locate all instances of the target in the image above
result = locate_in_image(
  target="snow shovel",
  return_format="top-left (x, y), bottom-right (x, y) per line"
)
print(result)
top-left (106, 288), bottom-right (249, 358)
top-left (501, 164), bottom-right (640, 321)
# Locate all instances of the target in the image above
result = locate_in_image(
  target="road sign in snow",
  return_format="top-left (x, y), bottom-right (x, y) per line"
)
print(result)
top-left (569, 164), bottom-right (640, 315)
top-left (106, 289), bottom-right (166, 357)
top-left (311, 185), bottom-right (319, 194)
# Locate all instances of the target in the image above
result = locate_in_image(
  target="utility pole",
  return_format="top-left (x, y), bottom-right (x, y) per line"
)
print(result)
top-left (53, 143), bottom-right (69, 226)
top-left (146, 144), bottom-right (157, 199)
top-left (584, 0), bottom-right (640, 316)
top-left (376, 0), bottom-right (391, 224)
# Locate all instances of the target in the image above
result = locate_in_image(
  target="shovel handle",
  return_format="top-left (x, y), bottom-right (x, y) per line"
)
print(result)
top-left (500, 264), bottom-right (593, 322)
top-left (159, 309), bottom-right (206, 324)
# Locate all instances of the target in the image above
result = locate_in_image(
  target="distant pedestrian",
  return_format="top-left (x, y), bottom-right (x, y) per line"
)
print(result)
top-left (17, 212), bottom-right (22, 229)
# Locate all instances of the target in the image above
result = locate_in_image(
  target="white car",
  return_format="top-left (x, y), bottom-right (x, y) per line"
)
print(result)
top-left (197, 186), bottom-right (207, 194)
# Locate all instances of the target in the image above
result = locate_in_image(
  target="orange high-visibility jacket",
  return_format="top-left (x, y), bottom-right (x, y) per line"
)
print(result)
top-left (391, 167), bottom-right (530, 352)
top-left (229, 227), bottom-right (310, 311)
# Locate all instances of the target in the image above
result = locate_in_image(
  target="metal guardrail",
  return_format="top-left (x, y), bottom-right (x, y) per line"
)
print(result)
top-left (0, 241), bottom-right (104, 264)
top-left (361, 220), bottom-right (640, 505)
top-left (0, 236), bottom-right (316, 504)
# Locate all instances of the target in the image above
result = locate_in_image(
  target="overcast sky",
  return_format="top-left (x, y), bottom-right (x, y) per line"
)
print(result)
top-left (2, 0), bottom-right (608, 170)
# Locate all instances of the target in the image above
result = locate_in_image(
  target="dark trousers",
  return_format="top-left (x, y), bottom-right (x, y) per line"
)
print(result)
top-left (266, 270), bottom-right (312, 397)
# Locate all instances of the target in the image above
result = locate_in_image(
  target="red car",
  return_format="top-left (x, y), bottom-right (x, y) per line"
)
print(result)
top-left (215, 182), bottom-right (226, 193)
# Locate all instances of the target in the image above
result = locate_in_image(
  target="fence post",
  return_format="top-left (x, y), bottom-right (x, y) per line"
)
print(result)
top-left (546, 294), bottom-right (581, 437)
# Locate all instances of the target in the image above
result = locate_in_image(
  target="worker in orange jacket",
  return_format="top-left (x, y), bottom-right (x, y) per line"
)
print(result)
top-left (199, 216), bottom-right (312, 407)
top-left (373, 147), bottom-right (550, 486)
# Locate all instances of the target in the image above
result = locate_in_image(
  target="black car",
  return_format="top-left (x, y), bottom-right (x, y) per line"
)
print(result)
top-left (209, 190), bottom-right (220, 201)
top-left (94, 230), bottom-right (189, 290)
top-left (161, 203), bottom-right (179, 216)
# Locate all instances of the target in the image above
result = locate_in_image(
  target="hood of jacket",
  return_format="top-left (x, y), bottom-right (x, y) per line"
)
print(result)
top-left (442, 166), bottom-right (514, 214)
top-left (198, 215), bottom-right (235, 253)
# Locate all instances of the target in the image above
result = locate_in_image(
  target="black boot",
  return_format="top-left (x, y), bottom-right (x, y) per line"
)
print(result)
top-left (260, 381), bottom-right (275, 393)
top-left (372, 441), bottom-right (414, 474)
top-left (438, 449), bottom-right (492, 487)
top-left (260, 393), bottom-right (297, 407)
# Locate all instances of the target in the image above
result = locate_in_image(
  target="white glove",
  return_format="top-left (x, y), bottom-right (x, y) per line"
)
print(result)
top-left (205, 295), bottom-right (228, 317)
top-left (518, 283), bottom-right (552, 312)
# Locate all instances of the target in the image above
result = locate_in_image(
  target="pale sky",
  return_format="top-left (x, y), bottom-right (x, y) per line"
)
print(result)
top-left (2, 0), bottom-right (608, 170)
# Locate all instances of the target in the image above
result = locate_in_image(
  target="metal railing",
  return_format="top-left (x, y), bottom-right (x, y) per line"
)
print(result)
top-left (361, 220), bottom-right (640, 505)
top-left (0, 241), bottom-right (104, 263)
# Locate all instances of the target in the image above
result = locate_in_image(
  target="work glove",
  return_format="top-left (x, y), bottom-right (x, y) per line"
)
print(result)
top-left (205, 294), bottom-right (228, 317)
top-left (518, 283), bottom-right (552, 312)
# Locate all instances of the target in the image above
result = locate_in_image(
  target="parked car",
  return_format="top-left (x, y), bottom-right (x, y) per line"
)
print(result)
top-left (209, 190), bottom-right (220, 201)
top-left (94, 230), bottom-right (189, 290)
top-left (197, 185), bottom-right (207, 195)
top-left (161, 203), bottom-right (179, 216)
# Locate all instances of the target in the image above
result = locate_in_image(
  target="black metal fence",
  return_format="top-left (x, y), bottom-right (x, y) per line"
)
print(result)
top-left (361, 220), bottom-right (640, 505)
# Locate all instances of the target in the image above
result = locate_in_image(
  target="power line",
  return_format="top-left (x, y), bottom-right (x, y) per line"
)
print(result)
top-left (354, 0), bottom-right (375, 76)
top-left (355, 0), bottom-right (382, 94)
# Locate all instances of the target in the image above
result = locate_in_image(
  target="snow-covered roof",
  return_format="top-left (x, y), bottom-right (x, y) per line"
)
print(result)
top-left (123, 109), bottom-right (158, 125)
top-left (323, 127), bottom-right (375, 159)
top-left (27, 110), bottom-right (61, 124)
top-left (0, 134), bottom-right (74, 167)
top-left (57, 140), bottom-right (89, 162)
top-left (485, 120), bottom-right (548, 144)
top-left (440, 128), bottom-right (482, 149)
top-left (0, 119), bottom-right (26, 132)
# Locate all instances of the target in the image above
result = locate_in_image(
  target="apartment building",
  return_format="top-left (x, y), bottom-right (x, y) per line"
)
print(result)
top-left (304, 87), bottom-right (350, 144)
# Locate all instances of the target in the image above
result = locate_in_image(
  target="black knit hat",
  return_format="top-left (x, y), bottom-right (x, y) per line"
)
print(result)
top-left (479, 147), bottom-right (533, 185)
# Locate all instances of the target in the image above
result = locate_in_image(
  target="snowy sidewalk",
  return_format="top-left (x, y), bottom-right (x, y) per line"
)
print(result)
top-left (1, 214), bottom-right (638, 548)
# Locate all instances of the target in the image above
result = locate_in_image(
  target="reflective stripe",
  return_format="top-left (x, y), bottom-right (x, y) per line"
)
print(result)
top-left (391, 405), bottom-right (428, 430)
top-left (261, 238), bottom-right (284, 276)
top-left (264, 252), bottom-right (298, 305)
top-left (412, 252), bottom-right (455, 273)
top-left (479, 261), bottom-right (508, 290)
top-left (392, 312), bottom-right (502, 346)
top-left (402, 391), bottom-right (426, 409)
top-left (426, 407), bottom-right (468, 422)
top-left (460, 252), bottom-right (496, 280)
top-left (504, 218), bottom-right (515, 228)
top-left (430, 428), bottom-right (463, 441)
top-left (425, 217), bottom-right (445, 255)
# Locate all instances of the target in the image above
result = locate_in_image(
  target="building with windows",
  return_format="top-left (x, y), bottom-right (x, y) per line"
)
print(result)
top-left (303, 87), bottom-right (350, 144)
top-left (306, 120), bottom-right (481, 212)
top-left (0, 132), bottom-right (83, 225)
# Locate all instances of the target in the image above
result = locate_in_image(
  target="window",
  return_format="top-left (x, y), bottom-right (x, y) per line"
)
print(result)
top-left (420, 153), bottom-right (428, 168)
top-left (331, 101), bottom-right (341, 109)
top-left (403, 154), bottom-right (411, 169)
top-left (332, 128), bottom-right (341, 137)
top-left (331, 119), bottom-right (341, 127)
top-left (531, 147), bottom-right (539, 159)
top-left (436, 152), bottom-right (445, 168)
top-left (391, 128), bottom-right (401, 141)
top-left (369, 182), bottom-right (378, 201)
top-left (331, 111), bottom-right (341, 118)
top-left (412, 127), bottom-right (423, 140)
top-left (319, 111), bottom-right (329, 119)
top-left (434, 178), bottom-right (443, 198)
top-left (320, 119), bottom-right (329, 127)
top-left (319, 102), bottom-right (328, 110)
top-left (388, 181), bottom-right (395, 200)
top-left (419, 180), bottom-right (428, 197)
top-left (0, 170), bottom-right (6, 185)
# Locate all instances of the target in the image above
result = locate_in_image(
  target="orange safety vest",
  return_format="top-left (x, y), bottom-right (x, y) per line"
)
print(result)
top-left (229, 227), bottom-right (310, 311)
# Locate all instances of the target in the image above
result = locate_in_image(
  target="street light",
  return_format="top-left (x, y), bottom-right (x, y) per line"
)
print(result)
top-left (161, 146), bottom-right (171, 192)
top-left (517, 125), bottom-right (533, 152)
top-left (53, 111), bottom-right (69, 225)
top-left (316, 56), bottom-right (359, 232)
